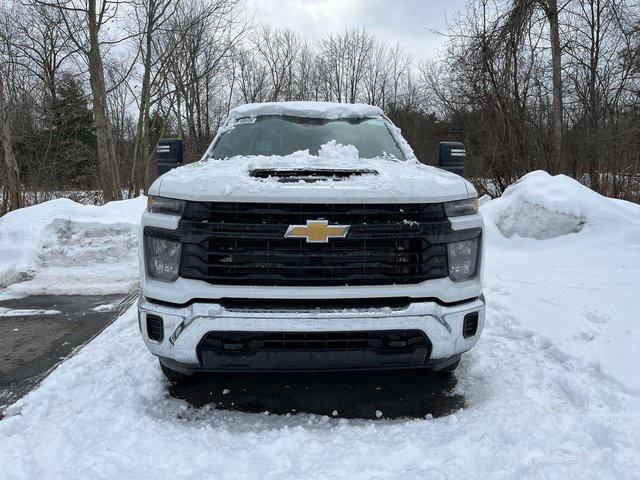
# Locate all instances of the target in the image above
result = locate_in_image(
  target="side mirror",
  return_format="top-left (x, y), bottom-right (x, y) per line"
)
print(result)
top-left (156, 138), bottom-right (184, 177)
top-left (438, 141), bottom-right (466, 177)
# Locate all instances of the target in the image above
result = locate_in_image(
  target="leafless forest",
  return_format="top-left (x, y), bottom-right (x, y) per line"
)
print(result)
top-left (0, 0), bottom-right (638, 212)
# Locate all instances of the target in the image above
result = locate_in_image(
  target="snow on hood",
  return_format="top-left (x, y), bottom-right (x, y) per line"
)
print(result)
top-left (481, 170), bottom-right (640, 241)
top-left (228, 101), bottom-right (384, 120)
top-left (155, 142), bottom-right (471, 204)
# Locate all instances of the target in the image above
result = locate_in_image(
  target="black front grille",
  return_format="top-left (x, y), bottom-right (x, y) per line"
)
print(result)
top-left (197, 330), bottom-right (432, 371)
top-left (150, 202), bottom-right (480, 287)
top-left (200, 330), bottom-right (429, 352)
top-left (181, 201), bottom-right (446, 225)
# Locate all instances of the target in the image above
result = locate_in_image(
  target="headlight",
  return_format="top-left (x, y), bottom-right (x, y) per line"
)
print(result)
top-left (147, 196), bottom-right (185, 215)
top-left (444, 198), bottom-right (478, 217)
top-left (144, 235), bottom-right (181, 282)
top-left (447, 237), bottom-right (479, 282)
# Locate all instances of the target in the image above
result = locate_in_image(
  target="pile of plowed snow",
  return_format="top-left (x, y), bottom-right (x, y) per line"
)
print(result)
top-left (482, 170), bottom-right (640, 241)
top-left (0, 197), bottom-right (146, 299)
top-left (480, 171), bottom-right (640, 391)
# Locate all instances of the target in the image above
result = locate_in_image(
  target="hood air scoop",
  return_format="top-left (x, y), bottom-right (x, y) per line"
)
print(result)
top-left (250, 168), bottom-right (378, 183)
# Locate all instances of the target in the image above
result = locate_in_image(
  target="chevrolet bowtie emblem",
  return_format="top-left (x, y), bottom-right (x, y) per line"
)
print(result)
top-left (284, 220), bottom-right (350, 243)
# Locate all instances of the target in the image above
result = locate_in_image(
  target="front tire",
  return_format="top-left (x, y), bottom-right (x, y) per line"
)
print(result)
top-left (159, 360), bottom-right (194, 384)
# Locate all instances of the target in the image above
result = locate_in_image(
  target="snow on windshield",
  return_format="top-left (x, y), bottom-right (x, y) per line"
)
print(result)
top-left (210, 116), bottom-right (405, 160)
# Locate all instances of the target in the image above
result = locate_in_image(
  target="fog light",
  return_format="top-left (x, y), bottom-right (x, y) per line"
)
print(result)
top-left (463, 312), bottom-right (479, 338)
top-left (447, 238), bottom-right (479, 282)
top-left (146, 314), bottom-right (164, 342)
top-left (144, 235), bottom-right (181, 282)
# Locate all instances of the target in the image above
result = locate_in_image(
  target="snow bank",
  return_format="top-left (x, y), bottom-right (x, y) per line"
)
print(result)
top-left (228, 101), bottom-right (383, 120)
top-left (482, 170), bottom-right (640, 240)
top-left (0, 197), bottom-right (146, 299)
top-left (480, 170), bottom-right (640, 392)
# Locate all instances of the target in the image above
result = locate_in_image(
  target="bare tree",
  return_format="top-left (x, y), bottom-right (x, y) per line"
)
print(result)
top-left (319, 28), bottom-right (375, 103)
top-left (364, 42), bottom-right (391, 107)
top-left (129, 0), bottom-right (182, 194)
top-left (34, 0), bottom-right (124, 201)
top-left (12, 4), bottom-right (77, 126)
top-left (162, 0), bottom-right (245, 161)
top-left (235, 46), bottom-right (270, 103)
top-left (0, 8), bottom-right (21, 211)
top-left (0, 72), bottom-right (20, 211)
top-left (502, 0), bottom-right (565, 171)
top-left (251, 26), bottom-right (302, 101)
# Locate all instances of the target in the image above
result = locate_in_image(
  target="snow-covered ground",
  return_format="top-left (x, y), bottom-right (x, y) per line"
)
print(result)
top-left (1, 171), bottom-right (639, 479)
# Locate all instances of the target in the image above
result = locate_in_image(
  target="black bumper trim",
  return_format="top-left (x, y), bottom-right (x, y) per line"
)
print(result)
top-left (158, 354), bottom-right (462, 374)
top-left (142, 295), bottom-right (482, 310)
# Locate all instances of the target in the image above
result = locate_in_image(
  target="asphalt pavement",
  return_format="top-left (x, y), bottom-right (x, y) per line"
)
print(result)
top-left (169, 368), bottom-right (464, 420)
top-left (0, 294), bottom-right (132, 412)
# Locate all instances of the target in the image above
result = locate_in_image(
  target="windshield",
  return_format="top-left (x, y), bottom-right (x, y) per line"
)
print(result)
top-left (209, 115), bottom-right (405, 160)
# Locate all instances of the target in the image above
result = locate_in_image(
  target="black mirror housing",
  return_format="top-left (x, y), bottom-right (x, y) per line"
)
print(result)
top-left (438, 141), bottom-right (466, 177)
top-left (156, 138), bottom-right (184, 177)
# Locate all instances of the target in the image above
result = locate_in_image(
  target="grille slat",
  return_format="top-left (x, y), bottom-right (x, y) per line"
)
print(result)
top-left (181, 249), bottom-right (446, 266)
top-left (173, 202), bottom-right (458, 286)
top-left (182, 202), bottom-right (446, 225)
top-left (199, 330), bottom-right (430, 353)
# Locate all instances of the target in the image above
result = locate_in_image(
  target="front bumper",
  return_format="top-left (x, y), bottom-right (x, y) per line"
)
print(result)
top-left (138, 295), bottom-right (485, 372)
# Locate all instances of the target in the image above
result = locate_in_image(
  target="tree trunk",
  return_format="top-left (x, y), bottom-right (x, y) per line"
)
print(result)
top-left (87, 0), bottom-right (122, 202)
top-left (546, 0), bottom-right (563, 173)
top-left (0, 74), bottom-right (20, 211)
top-left (132, 6), bottom-right (154, 196)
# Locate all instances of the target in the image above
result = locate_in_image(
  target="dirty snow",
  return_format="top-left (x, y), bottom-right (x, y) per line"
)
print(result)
top-left (91, 303), bottom-right (117, 312)
top-left (0, 197), bottom-right (146, 300)
top-left (0, 307), bottom-right (60, 317)
top-left (1, 172), bottom-right (640, 479)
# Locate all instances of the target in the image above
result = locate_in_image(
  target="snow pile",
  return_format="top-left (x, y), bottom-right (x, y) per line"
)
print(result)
top-left (480, 171), bottom-right (640, 392)
top-left (482, 170), bottom-right (640, 240)
top-left (228, 101), bottom-right (384, 120)
top-left (0, 197), bottom-right (146, 299)
top-left (317, 140), bottom-right (359, 159)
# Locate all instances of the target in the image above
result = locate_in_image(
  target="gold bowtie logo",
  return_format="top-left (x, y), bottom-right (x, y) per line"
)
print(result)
top-left (284, 220), bottom-right (350, 243)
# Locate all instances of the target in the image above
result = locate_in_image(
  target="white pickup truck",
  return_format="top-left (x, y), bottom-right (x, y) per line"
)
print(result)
top-left (138, 101), bottom-right (485, 383)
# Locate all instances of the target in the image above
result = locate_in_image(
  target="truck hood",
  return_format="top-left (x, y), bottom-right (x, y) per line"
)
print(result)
top-left (153, 152), bottom-right (473, 203)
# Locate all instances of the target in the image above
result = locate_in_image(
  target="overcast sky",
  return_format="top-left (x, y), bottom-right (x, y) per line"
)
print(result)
top-left (245, 0), bottom-right (467, 61)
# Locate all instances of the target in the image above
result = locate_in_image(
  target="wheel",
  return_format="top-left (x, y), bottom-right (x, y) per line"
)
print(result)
top-left (159, 360), bottom-right (194, 384)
